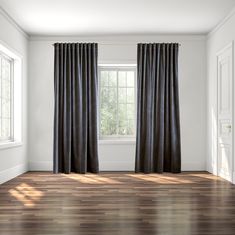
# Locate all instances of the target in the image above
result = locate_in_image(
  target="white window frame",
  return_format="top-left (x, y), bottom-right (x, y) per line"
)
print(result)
top-left (0, 42), bottom-right (23, 149)
top-left (0, 51), bottom-right (14, 142)
top-left (98, 64), bottom-right (137, 141)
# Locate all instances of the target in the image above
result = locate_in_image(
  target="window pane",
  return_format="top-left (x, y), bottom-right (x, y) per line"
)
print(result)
top-left (127, 119), bottom-right (135, 135)
top-left (2, 78), bottom-right (10, 100)
top-left (127, 103), bottom-right (134, 120)
top-left (3, 59), bottom-right (10, 81)
top-left (100, 100), bottom-right (117, 136)
top-left (0, 59), bottom-right (1, 98)
top-left (100, 71), bottom-right (108, 86)
top-left (108, 71), bottom-right (117, 87)
top-left (100, 115), bottom-right (117, 136)
top-left (100, 88), bottom-right (108, 108)
top-left (109, 88), bottom-right (117, 103)
top-left (0, 56), bottom-right (12, 141)
top-left (127, 88), bottom-right (134, 102)
top-left (118, 88), bottom-right (126, 103)
top-left (118, 103), bottom-right (127, 121)
top-left (1, 118), bottom-right (10, 138)
top-left (99, 67), bottom-right (136, 138)
top-left (118, 103), bottom-right (127, 135)
top-left (118, 123), bottom-right (127, 135)
top-left (2, 99), bottom-right (10, 118)
top-left (100, 87), bottom-right (117, 136)
top-left (127, 71), bottom-right (135, 87)
top-left (118, 71), bottom-right (126, 87)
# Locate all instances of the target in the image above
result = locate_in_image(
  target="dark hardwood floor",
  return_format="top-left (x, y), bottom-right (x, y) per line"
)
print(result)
top-left (0, 172), bottom-right (235, 235)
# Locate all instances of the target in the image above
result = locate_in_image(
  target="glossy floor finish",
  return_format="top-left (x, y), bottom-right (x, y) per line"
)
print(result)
top-left (0, 172), bottom-right (235, 235)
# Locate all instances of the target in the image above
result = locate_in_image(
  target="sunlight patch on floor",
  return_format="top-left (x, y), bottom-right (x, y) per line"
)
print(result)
top-left (127, 174), bottom-right (193, 184)
top-left (63, 174), bottom-right (122, 184)
top-left (9, 183), bottom-right (44, 207)
top-left (187, 173), bottom-right (220, 180)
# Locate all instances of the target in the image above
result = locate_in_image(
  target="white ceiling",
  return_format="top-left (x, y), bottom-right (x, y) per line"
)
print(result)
top-left (0, 0), bottom-right (235, 36)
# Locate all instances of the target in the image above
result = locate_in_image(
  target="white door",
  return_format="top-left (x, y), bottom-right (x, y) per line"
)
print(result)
top-left (217, 43), bottom-right (233, 182)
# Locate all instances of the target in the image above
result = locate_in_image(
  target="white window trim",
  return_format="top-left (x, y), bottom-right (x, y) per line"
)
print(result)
top-left (98, 64), bottom-right (137, 141)
top-left (0, 41), bottom-right (23, 149)
top-left (0, 141), bottom-right (22, 150)
top-left (99, 139), bottom-right (136, 145)
top-left (0, 52), bottom-right (14, 142)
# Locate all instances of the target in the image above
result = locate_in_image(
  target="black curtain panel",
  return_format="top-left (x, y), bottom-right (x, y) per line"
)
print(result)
top-left (53, 43), bottom-right (99, 174)
top-left (135, 43), bottom-right (181, 173)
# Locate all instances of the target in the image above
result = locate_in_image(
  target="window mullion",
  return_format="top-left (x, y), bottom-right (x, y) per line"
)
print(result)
top-left (134, 68), bottom-right (137, 137)
top-left (116, 69), bottom-right (119, 136)
top-left (125, 71), bottom-right (128, 135)
top-left (10, 61), bottom-right (14, 140)
top-left (98, 69), bottom-right (101, 139)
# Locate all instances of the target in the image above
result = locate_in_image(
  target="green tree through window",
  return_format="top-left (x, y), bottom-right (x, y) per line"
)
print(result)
top-left (99, 66), bottom-right (136, 138)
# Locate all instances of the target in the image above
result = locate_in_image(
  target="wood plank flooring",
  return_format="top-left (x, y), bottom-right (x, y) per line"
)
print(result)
top-left (0, 172), bottom-right (235, 235)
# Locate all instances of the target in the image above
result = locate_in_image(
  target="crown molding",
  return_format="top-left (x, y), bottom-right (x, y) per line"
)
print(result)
top-left (0, 6), bottom-right (29, 39)
top-left (29, 34), bottom-right (206, 44)
top-left (0, 4), bottom-right (234, 41)
top-left (207, 6), bottom-right (235, 39)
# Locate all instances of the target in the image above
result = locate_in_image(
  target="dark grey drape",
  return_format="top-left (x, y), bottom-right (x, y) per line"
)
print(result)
top-left (135, 43), bottom-right (181, 173)
top-left (53, 43), bottom-right (99, 174)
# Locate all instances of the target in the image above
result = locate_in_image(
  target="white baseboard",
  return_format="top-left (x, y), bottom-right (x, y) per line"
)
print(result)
top-left (233, 172), bottom-right (235, 184)
top-left (29, 161), bottom-right (134, 171)
top-left (97, 161), bottom-right (206, 171)
top-left (100, 161), bottom-right (134, 171)
top-left (101, 161), bottom-right (206, 171)
top-left (28, 160), bottom-right (206, 172)
top-left (181, 161), bottom-right (206, 171)
top-left (0, 163), bottom-right (28, 185)
top-left (206, 164), bottom-right (213, 174)
top-left (29, 161), bottom-right (53, 171)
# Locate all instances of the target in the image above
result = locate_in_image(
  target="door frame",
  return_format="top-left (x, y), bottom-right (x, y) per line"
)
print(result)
top-left (216, 41), bottom-right (234, 183)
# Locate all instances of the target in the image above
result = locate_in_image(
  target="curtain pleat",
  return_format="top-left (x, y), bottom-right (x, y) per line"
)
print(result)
top-left (135, 43), bottom-right (181, 173)
top-left (53, 43), bottom-right (99, 174)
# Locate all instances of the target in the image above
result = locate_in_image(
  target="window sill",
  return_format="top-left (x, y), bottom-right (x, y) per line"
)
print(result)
top-left (0, 141), bottom-right (23, 150)
top-left (99, 139), bottom-right (136, 145)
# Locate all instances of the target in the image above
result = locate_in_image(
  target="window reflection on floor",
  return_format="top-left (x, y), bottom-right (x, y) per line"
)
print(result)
top-left (63, 174), bottom-right (122, 184)
top-left (9, 183), bottom-right (44, 207)
top-left (127, 174), bottom-right (193, 184)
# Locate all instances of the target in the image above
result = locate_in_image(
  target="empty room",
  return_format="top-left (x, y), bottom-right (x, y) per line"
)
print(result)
top-left (0, 0), bottom-right (235, 234)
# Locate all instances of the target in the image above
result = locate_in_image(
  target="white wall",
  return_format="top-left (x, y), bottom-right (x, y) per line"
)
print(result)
top-left (207, 11), bottom-right (235, 182)
top-left (28, 35), bottom-right (207, 171)
top-left (0, 9), bottom-right (28, 183)
top-left (0, 3), bottom-right (232, 180)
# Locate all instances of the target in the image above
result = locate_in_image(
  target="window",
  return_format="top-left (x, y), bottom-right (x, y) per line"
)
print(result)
top-left (0, 52), bottom-right (13, 142)
top-left (99, 65), bottom-right (136, 139)
top-left (0, 43), bottom-right (22, 148)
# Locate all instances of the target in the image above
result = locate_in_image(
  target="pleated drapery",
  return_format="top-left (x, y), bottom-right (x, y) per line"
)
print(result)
top-left (53, 43), bottom-right (99, 174)
top-left (135, 43), bottom-right (181, 173)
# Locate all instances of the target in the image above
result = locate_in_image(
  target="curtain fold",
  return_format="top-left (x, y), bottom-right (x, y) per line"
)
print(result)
top-left (135, 43), bottom-right (181, 173)
top-left (53, 43), bottom-right (99, 174)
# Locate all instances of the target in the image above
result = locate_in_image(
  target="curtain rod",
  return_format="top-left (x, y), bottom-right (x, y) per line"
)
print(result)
top-left (52, 43), bottom-right (182, 46)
